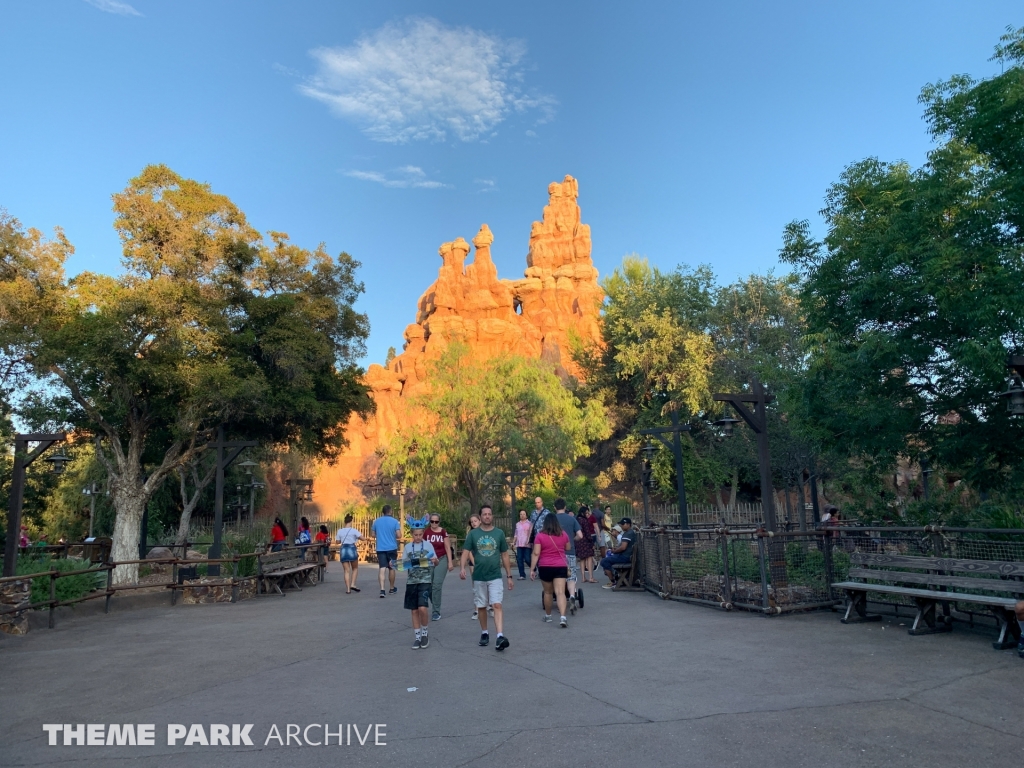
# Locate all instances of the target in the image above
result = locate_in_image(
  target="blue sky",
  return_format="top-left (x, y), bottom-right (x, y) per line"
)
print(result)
top-left (1, 1), bottom-right (1021, 365)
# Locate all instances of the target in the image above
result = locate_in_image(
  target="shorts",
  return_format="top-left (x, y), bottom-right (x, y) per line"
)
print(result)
top-left (377, 550), bottom-right (397, 568)
top-left (537, 566), bottom-right (568, 583)
top-left (404, 582), bottom-right (432, 610)
top-left (473, 579), bottom-right (503, 608)
top-left (566, 554), bottom-right (578, 582)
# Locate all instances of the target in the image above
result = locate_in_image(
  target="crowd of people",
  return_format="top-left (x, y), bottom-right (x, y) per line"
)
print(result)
top-left (328, 498), bottom-right (639, 651)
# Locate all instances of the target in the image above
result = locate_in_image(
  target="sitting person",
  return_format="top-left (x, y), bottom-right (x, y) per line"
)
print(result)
top-left (600, 517), bottom-right (637, 588)
top-left (1017, 600), bottom-right (1024, 659)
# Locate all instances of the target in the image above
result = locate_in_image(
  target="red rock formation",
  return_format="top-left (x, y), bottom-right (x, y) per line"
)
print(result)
top-left (304, 175), bottom-right (603, 513)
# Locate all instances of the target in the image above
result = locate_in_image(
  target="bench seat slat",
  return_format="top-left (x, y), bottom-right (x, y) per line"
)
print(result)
top-left (832, 581), bottom-right (1018, 607)
top-left (847, 567), bottom-right (1024, 595)
top-left (850, 552), bottom-right (1024, 577)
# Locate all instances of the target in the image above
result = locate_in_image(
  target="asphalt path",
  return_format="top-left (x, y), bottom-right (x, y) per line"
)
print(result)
top-left (1, 559), bottom-right (1022, 767)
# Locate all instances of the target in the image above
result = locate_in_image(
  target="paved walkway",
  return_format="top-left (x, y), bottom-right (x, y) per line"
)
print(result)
top-left (1, 561), bottom-right (1022, 767)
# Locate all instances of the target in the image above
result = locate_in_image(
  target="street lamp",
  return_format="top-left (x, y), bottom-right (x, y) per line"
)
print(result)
top-left (712, 417), bottom-right (740, 438)
top-left (640, 442), bottom-right (656, 525)
top-left (237, 459), bottom-right (263, 523)
top-left (82, 483), bottom-right (101, 537)
top-left (3, 432), bottom-right (67, 577)
top-left (45, 449), bottom-right (72, 475)
top-left (713, 378), bottom-right (779, 532)
top-left (999, 374), bottom-right (1024, 416)
top-left (640, 407), bottom-right (692, 529)
top-left (207, 428), bottom-right (258, 575)
top-left (285, 478), bottom-right (314, 536)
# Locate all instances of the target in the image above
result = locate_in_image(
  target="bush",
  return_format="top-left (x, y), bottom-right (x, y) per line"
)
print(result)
top-left (15, 556), bottom-right (103, 605)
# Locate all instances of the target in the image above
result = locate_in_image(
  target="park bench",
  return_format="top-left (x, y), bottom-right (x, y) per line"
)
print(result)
top-left (833, 552), bottom-right (1024, 649)
top-left (257, 549), bottom-right (320, 596)
top-left (611, 546), bottom-right (641, 590)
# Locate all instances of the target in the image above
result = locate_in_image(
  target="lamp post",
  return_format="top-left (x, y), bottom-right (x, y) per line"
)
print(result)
top-left (3, 432), bottom-right (67, 577)
top-left (286, 478), bottom-right (314, 537)
top-left (502, 470), bottom-right (528, 520)
top-left (237, 460), bottom-right (262, 523)
top-left (640, 442), bottom-right (656, 526)
top-left (207, 427), bottom-right (258, 576)
top-left (82, 482), bottom-right (100, 538)
top-left (640, 407), bottom-right (691, 529)
top-left (713, 378), bottom-right (779, 532)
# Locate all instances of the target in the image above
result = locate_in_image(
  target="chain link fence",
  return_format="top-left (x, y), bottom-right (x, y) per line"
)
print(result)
top-left (637, 525), bottom-right (1024, 620)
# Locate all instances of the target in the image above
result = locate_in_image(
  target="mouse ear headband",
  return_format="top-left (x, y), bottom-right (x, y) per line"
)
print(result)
top-left (407, 513), bottom-right (430, 530)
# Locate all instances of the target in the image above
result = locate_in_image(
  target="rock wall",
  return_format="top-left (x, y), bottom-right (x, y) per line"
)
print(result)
top-left (305, 175), bottom-right (604, 512)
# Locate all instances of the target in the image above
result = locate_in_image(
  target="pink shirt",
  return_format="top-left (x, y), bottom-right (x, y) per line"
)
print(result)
top-left (514, 520), bottom-right (532, 548)
top-left (535, 532), bottom-right (569, 567)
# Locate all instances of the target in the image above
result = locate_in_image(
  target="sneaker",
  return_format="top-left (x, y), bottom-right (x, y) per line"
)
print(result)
top-left (471, 610), bottom-right (478, 619)
top-left (478, 632), bottom-right (489, 647)
top-left (488, 607), bottom-right (494, 617)
top-left (559, 616), bottom-right (568, 628)
top-left (569, 596), bottom-right (577, 616)
top-left (1018, 638), bottom-right (1024, 659)
top-left (420, 633), bottom-right (430, 649)
top-left (544, 614), bottom-right (553, 623)
top-left (495, 635), bottom-right (510, 652)
top-left (380, 590), bottom-right (386, 598)
top-left (412, 637), bottom-right (422, 649)
top-left (389, 587), bottom-right (398, 594)
top-left (431, 611), bottom-right (441, 621)
top-left (602, 584), bottom-right (614, 589)
top-left (517, 576), bottom-right (525, 580)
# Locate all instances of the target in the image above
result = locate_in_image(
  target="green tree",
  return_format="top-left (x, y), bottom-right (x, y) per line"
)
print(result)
top-left (781, 27), bottom-right (1024, 496)
top-left (382, 343), bottom-right (610, 519)
top-left (0, 166), bottom-right (371, 582)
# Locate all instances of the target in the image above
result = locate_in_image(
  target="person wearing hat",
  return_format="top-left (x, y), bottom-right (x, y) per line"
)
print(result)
top-left (401, 515), bottom-right (438, 649)
top-left (599, 518), bottom-right (637, 588)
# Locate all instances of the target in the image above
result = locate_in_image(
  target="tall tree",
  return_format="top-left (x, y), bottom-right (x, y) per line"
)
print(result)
top-left (781, 27), bottom-right (1024, 494)
top-left (0, 166), bottom-right (371, 581)
top-left (382, 344), bottom-right (610, 518)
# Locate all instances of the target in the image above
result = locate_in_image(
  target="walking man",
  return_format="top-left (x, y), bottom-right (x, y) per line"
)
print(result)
top-left (371, 505), bottom-right (402, 598)
top-left (423, 514), bottom-right (454, 620)
top-left (401, 520), bottom-right (438, 649)
top-left (460, 505), bottom-right (514, 651)
top-left (529, 497), bottom-right (551, 543)
top-left (554, 498), bottom-right (583, 614)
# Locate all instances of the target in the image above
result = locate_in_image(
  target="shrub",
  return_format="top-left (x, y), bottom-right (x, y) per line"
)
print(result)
top-left (15, 556), bottom-right (102, 605)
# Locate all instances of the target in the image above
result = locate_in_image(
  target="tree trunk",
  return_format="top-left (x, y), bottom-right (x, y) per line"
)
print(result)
top-left (110, 485), bottom-right (147, 585)
top-left (728, 467), bottom-right (738, 510)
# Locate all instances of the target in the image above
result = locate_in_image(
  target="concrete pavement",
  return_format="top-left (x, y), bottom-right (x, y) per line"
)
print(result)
top-left (1, 560), bottom-right (1022, 767)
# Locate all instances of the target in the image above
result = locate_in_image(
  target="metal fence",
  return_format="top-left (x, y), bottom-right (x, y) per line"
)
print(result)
top-left (636, 525), bottom-right (1024, 620)
top-left (641, 503), bottom-right (764, 528)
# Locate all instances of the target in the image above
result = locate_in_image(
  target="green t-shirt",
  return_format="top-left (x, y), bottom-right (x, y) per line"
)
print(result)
top-left (464, 526), bottom-right (509, 583)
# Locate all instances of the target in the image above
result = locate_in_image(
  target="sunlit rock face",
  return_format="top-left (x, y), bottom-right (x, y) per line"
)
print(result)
top-left (308, 176), bottom-right (603, 510)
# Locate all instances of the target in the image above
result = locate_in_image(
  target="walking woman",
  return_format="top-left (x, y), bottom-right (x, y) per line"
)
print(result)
top-left (513, 509), bottom-right (532, 580)
top-left (530, 513), bottom-right (571, 627)
top-left (336, 515), bottom-right (363, 593)
top-left (575, 506), bottom-right (597, 583)
top-left (270, 518), bottom-right (288, 552)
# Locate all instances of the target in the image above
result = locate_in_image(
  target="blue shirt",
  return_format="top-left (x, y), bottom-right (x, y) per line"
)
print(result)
top-left (371, 515), bottom-right (401, 552)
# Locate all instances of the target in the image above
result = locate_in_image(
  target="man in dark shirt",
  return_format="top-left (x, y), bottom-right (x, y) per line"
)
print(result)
top-left (600, 518), bottom-right (637, 588)
top-left (554, 498), bottom-right (583, 613)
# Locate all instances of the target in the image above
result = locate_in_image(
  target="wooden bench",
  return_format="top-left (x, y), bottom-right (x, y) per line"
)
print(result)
top-left (833, 552), bottom-right (1024, 649)
top-left (611, 547), bottom-right (641, 590)
top-left (257, 549), bottom-right (320, 596)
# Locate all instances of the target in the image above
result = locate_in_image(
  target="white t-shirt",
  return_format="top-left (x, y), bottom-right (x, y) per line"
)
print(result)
top-left (336, 527), bottom-right (362, 545)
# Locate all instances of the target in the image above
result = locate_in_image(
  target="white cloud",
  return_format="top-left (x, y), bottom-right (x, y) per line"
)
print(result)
top-left (344, 166), bottom-right (448, 189)
top-left (475, 178), bottom-right (498, 193)
top-left (83, 0), bottom-right (142, 16)
top-left (300, 17), bottom-right (555, 143)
